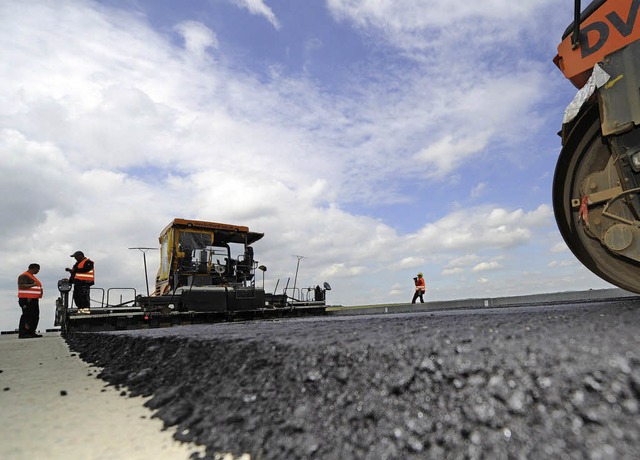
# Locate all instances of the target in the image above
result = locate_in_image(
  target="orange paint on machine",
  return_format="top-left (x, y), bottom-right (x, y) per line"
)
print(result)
top-left (554, 0), bottom-right (640, 88)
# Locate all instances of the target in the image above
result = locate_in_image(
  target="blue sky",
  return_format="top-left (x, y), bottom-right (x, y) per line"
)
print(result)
top-left (0, 0), bottom-right (615, 331)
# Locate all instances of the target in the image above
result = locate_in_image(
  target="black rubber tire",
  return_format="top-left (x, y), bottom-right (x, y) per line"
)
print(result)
top-left (553, 101), bottom-right (640, 294)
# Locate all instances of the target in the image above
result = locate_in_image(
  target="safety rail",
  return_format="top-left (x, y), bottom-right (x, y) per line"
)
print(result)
top-left (284, 286), bottom-right (323, 303)
top-left (70, 287), bottom-right (138, 308)
top-left (106, 288), bottom-right (138, 307)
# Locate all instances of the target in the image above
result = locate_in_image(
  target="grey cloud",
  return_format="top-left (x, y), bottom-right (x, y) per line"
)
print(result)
top-left (0, 130), bottom-right (75, 238)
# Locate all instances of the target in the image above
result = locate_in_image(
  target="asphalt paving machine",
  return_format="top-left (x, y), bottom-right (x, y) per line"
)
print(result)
top-left (553, 0), bottom-right (640, 293)
top-left (55, 218), bottom-right (330, 332)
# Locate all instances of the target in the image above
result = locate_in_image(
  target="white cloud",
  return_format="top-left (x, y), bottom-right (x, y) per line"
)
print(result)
top-left (550, 242), bottom-right (568, 253)
top-left (174, 20), bottom-right (219, 57)
top-left (326, 0), bottom-right (561, 55)
top-left (441, 254), bottom-right (478, 275)
top-left (388, 283), bottom-right (404, 297)
top-left (471, 182), bottom-right (488, 199)
top-left (323, 0), bottom-right (564, 182)
top-left (231, 0), bottom-right (281, 29)
top-left (442, 254), bottom-right (502, 274)
top-left (393, 256), bottom-right (426, 270)
top-left (319, 263), bottom-right (366, 278)
top-left (414, 134), bottom-right (490, 178)
top-left (409, 205), bottom-right (553, 252)
top-left (446, 254), bottom-right (480, 268)
top-left (327, 0), bottom-right (548, 26)
top-left (548, 259), bottom-right (575, 268)
top-left (472, 260), bottom-right (502, 272)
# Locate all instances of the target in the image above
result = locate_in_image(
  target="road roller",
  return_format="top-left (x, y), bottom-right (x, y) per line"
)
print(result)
top-left (553, 0), bottom-right (640, 292)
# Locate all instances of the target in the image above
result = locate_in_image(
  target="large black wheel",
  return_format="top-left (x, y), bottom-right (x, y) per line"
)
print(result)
top-left (553, 102), bottom-right (640, 294)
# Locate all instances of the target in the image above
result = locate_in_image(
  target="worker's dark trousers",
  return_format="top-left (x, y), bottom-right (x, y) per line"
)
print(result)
top-left (73, 284), bottom-right (91, 308)
top-left (411, 290), bottom-right (424, 304)
top-left (18, 298), bottom-right (40, 334)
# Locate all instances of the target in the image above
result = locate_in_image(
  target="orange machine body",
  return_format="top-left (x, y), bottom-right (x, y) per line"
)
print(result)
top-left (554, 0), bottom-right (640, 88)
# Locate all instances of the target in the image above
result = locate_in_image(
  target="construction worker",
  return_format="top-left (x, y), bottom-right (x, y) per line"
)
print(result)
top-left (411, 272), bottom-right (426, 304)
top-left (17, 263), bottom-right (43, 338)
top-left (66, 251), bottom-right (94, 314)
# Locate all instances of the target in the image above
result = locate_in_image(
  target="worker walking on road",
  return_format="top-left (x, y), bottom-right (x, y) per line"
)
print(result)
top-left (17, 263), bottom-right (43, 338)
top-left (66, 251), bottom-right (94, 314)
top-left (411, 272), bottom-right (426, 304)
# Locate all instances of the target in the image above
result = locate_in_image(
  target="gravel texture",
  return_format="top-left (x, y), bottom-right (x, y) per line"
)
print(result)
top-left (66, 300), bottom-right (640, 459)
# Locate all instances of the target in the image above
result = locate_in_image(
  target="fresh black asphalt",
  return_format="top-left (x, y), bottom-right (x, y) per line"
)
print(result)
top-left (66, 299), bottom-right (640, 459)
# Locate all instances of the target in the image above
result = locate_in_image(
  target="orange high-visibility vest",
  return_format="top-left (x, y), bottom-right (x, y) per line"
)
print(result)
top-left (74, 258), bottom-right (95, 283)
top-left (18, 271), bottom-right (43, 299)
top-left (415, 277), bottom-right (426, 292)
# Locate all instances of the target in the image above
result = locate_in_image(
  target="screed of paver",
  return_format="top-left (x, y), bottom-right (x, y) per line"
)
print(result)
top-left (0, 333), bottom-right (205, 460)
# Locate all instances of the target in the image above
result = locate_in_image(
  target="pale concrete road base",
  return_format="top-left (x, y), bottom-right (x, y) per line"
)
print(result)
top-left (0, 333), bottom-right (205, 460)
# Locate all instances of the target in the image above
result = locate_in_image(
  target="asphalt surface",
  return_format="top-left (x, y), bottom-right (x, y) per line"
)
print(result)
top-left (66, 299), bottom-right (640, 459)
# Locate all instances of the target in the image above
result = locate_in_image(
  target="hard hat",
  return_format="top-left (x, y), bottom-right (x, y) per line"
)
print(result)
top-left (417, 272), bottom-right (423, 277)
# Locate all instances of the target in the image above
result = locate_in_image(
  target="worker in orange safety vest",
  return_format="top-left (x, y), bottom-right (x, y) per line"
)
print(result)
top-left (411, 272), bottom-right (426, 304)
top-left (17, 263), bottom-right (43, 338)
top-left (66, 251), bottom-right (94, 314)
